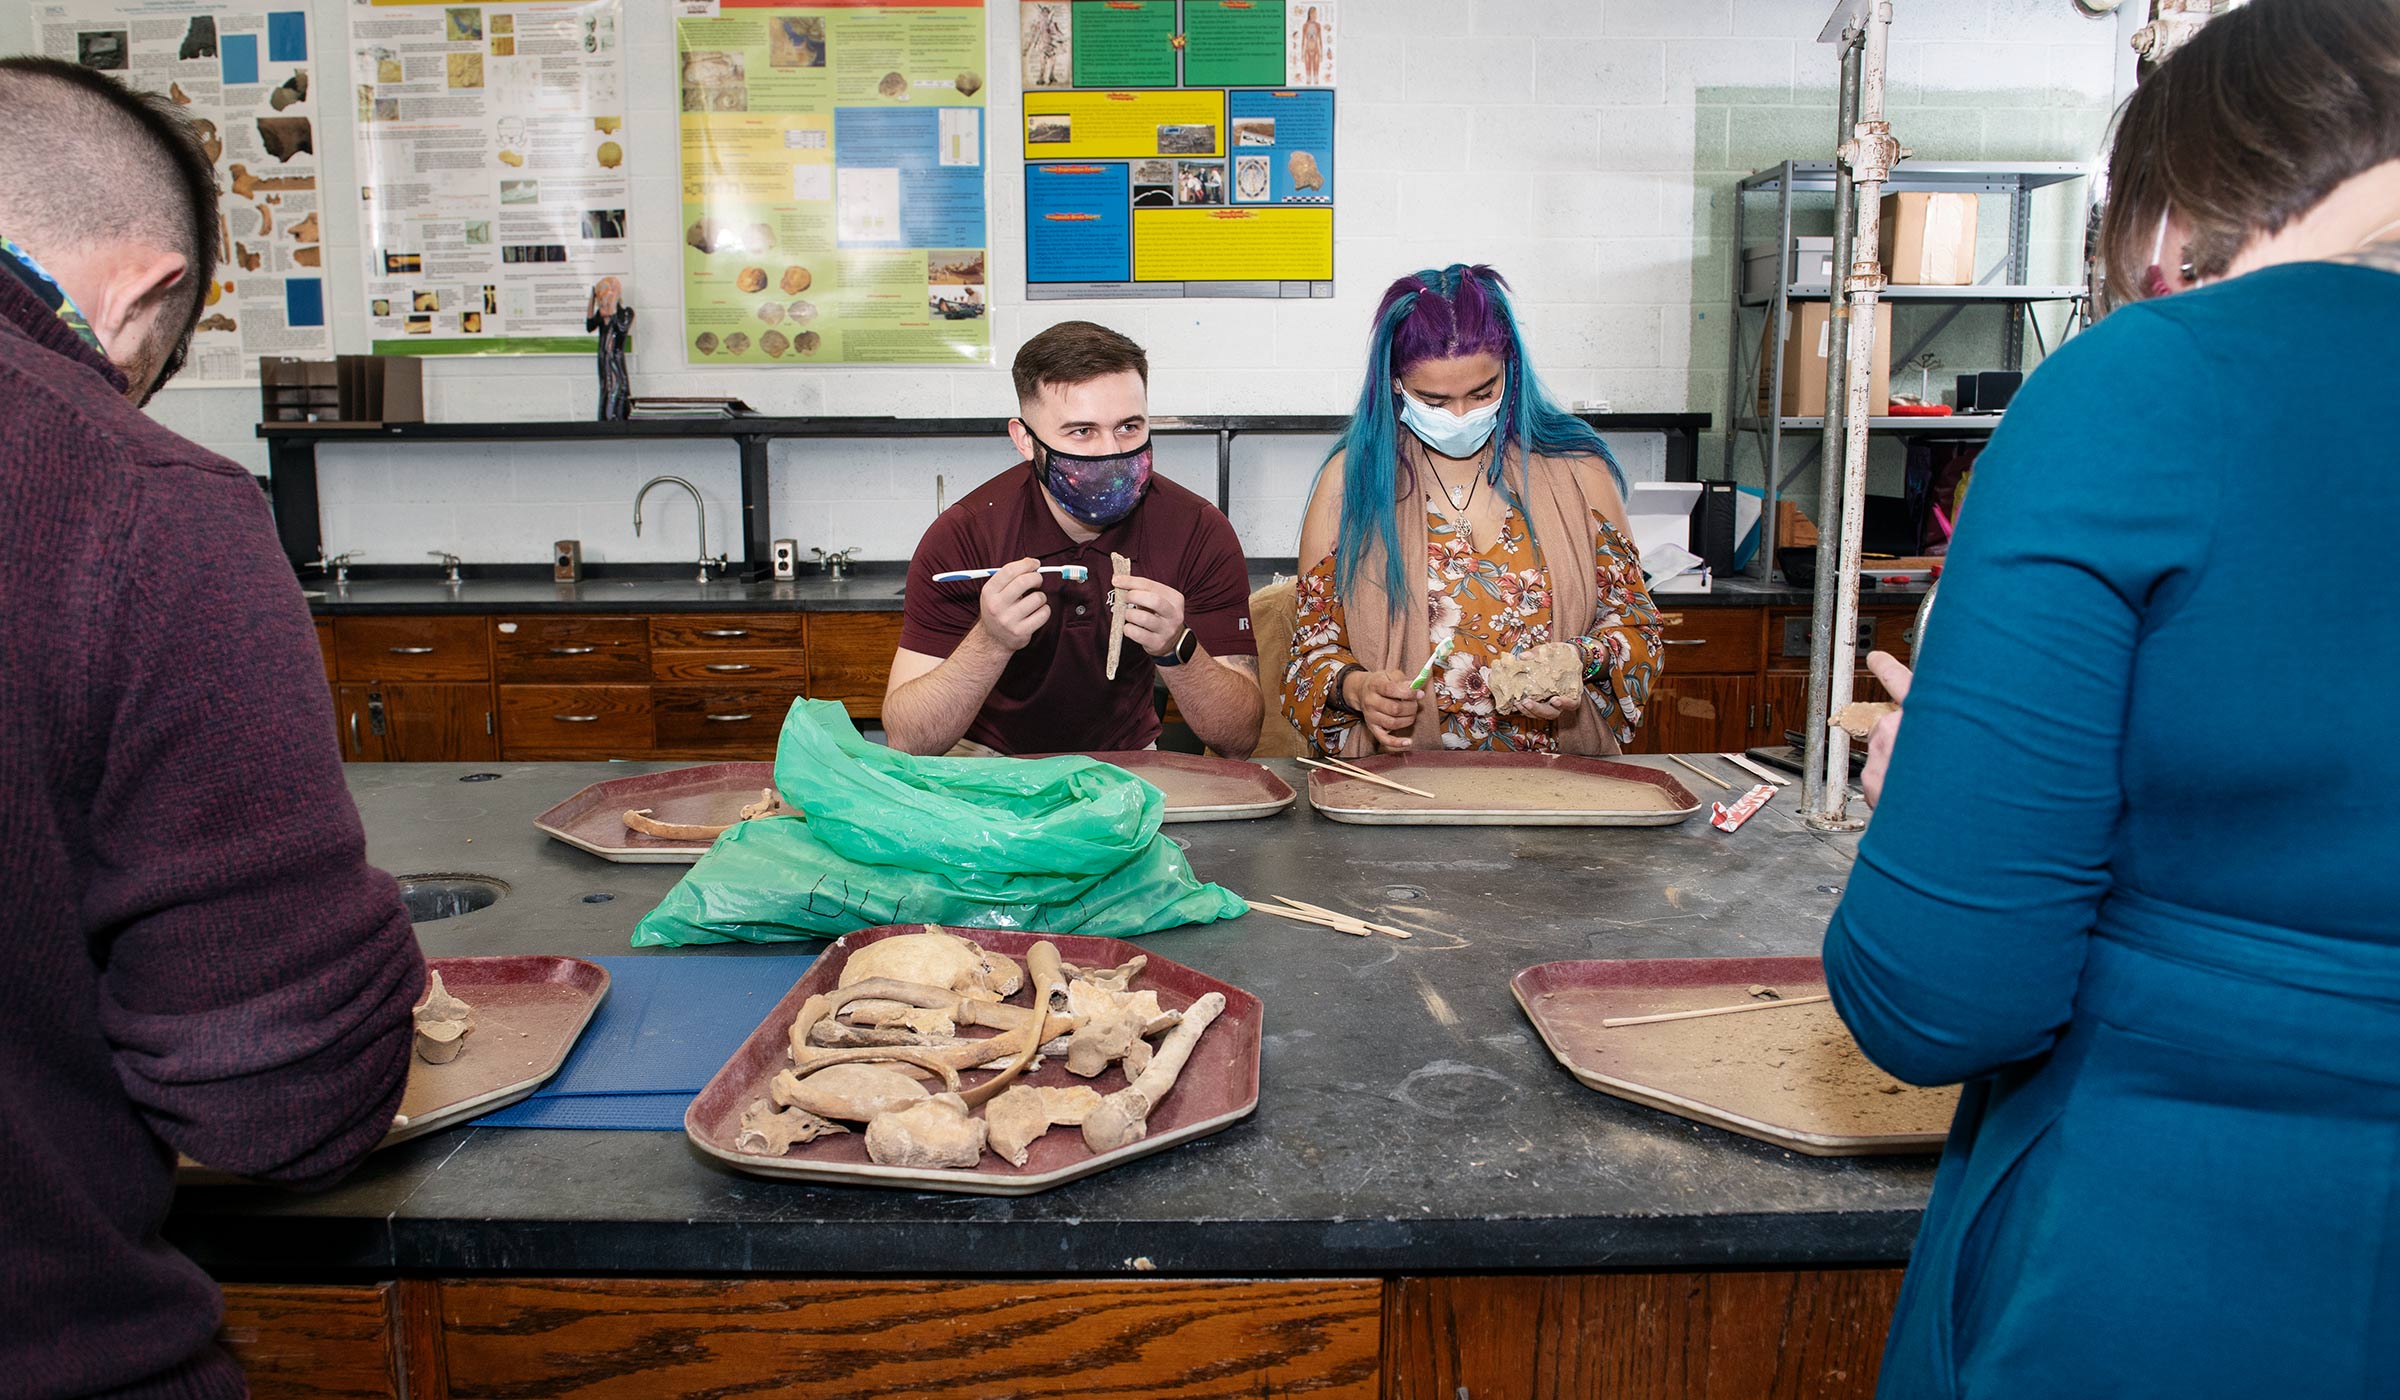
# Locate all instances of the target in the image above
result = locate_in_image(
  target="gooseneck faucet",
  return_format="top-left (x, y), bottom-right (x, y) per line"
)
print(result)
top-left (633, 475), bottom-right (728, 584)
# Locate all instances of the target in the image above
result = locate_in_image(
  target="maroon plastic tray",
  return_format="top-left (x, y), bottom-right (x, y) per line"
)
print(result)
top-left (179, 954), bottom-right (609, 1181)
top-left (533, 762), bottom-right (778, 862)
top-left (686, 926), bottom-right (1263, 1195)
top-left (1307, 752), bottom-right (1701, 826)
top-left (1065, 751), bottom-right (1296, 822)
top-left (1513, 956), bottom-right (1953, 1156)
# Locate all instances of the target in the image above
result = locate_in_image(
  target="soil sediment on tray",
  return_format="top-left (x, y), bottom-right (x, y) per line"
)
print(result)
top-left (1330, 768), bottom-right (1682, 813)
top-left (1544, 991), bottom-right (1957, 1138)
top-left (399, 983), bottom-right (593, 1120)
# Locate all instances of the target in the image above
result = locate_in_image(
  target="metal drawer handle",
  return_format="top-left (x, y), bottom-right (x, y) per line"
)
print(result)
top-left (348, 712), bottom-right (362, 754)
top-left (553, 714), bottom-right (600, 723)
top-left (697, 628), bottom-right (748, 638)
top-left (704, 713), bottom-right (754, 723)
top-left (547, 645), bottom-right (597, 656)
top-left (1663, 638), bottom-right (1707, 647)
top-left (704, 663), bottom-right (754, 673)
top-left (388, 645), bottom-right (436, 655)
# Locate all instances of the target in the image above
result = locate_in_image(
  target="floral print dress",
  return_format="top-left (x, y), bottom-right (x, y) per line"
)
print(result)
top-left (1284, 501), bottom-right (1663, 752)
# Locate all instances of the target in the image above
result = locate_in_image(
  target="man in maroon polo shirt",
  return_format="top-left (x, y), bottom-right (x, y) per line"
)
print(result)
top-left (886, 321), bottom-right (1262, 756)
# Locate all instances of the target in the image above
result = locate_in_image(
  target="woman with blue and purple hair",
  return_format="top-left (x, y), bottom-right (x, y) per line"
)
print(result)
top-left (1281, 264), bottom-right (1662, 756)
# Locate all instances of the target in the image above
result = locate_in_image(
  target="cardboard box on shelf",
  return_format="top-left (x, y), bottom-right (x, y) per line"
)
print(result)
top-left (1879, 191), bottom-right (1979, 285)
top-left (1742, 236), bottom-right (1838, 299)
top-left (1756, 301), bottom-right (1891, 418)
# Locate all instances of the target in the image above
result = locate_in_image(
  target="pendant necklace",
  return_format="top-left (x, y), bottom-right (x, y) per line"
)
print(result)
top-left (1420, 444), bottom-right (1482, 515)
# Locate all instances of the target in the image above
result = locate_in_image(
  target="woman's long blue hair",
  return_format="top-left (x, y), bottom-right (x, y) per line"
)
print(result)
top-left (1316, 264), bottom-right (1624, 613)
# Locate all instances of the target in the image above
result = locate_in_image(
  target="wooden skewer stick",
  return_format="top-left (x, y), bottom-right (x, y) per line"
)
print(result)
top-left (1298, 755), bottom-right (1440, 800)
top-left (1245, 903), bottom-right (1370, 938)
top-left (1602, 992), bottom-right (1831, 1029)
top-left (1664, 754), bottom-right (1733, 791)
top-left (1269, 895), bottom-right (1412, 940)
top-left (1718, 752), bottom-right (1792, 788)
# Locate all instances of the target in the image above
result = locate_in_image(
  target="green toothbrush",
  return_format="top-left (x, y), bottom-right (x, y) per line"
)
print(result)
top-left (1408, 638), bottom-right (1456, 691)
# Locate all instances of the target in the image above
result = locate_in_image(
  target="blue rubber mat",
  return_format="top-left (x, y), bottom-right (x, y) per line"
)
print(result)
top-left (479, 953), bottom-right (814, 1131)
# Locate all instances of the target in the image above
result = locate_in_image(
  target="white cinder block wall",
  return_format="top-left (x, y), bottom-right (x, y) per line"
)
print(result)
top-left (0, 0), bottom-right (2131, 566)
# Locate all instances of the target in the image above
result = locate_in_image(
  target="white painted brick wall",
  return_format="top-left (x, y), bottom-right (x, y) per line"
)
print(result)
top-left (0, 0), bottom-right (2127, 563)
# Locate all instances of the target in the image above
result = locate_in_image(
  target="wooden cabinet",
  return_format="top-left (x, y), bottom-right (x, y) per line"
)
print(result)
top-left (497, 684), bottom-right (652, 756)
top-left (492, 616), bottom-right (650, 684)
top-left (334, 616), bottom-right (490, 682)
top-left (1632, 675), bottom-right (1759, 755)
top-left (331, 619), bottom-right (496, 763)
top-left (220, 1272), bottom-right (1900, 1400)
top-left (807, 612), bottom-right (906, 717)
top-left (654, 685), bottom-right (807, 753)
top-left (1386, 1270), bottom-right (1901, 1400)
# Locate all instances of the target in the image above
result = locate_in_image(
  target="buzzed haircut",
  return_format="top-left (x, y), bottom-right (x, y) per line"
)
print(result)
top-left (0, 57), bottom-right (219, 326)
top-left (1012, 320), bottom-right (1149, 404)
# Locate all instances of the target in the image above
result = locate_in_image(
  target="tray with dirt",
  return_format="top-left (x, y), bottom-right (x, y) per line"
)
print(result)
top-left (1307, 752), bottom-right (1701, 826)
top-left (178, 954), bottom-right (609, 1182)
top-left (1511, 956), bottom-right (1954, 1156)
top-left (1044, 750), bottom-right (1296, 823)
top-left (686, 925), bottom-right (1262, 1195)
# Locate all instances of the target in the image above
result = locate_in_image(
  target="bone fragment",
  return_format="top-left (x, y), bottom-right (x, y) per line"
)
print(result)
top-left (1064, 981), bottom-right (1165, 1079)
top-left (737, 1098), bottom-right (845, 1154)
top-left (412, 969), bottom-right (474, 1063)
top-left (1062, 955), bottom-right (1146, 993)
top-left (1083, 992), bottom-right (1226, 1152)
top-left (956, 942), bottom-right (1067, 1109)
top-left (1106, 552), bottom-right (1133, 681)
top-left (1834, 701), bottom-right (1901, 740)
top-left (864, 1093), bottom-right (986, 1169)
top-left (836, 929), bottom-right (1022, 1000)
top-left (985, 1084), bottom-right (1105, 1166)
top-left (1485, 641), bottom-right (1585, 713)
top-left (771, 1064), bottom-right (928, 1122)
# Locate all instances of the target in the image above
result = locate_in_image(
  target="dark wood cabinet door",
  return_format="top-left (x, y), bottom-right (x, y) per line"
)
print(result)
top-left (491, 616), bottom-right (650, 683)
top-left (1387, 1270), bottom-right (1901, 1400)
top-left (378, 683), bottom-right (498, 762)
top-left (334, 616), bottom-right (491, 682)
top-left (333, 685), bottom-right (385, 762)
top-left (1630, 675), bottom-right (1757, 755)
top-left (497, 684), bottom-right (652, 755)
top-left (806, 612), bottom-right (907, 717)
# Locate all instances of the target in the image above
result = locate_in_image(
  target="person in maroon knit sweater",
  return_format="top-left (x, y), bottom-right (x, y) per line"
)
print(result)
top-left (0, 60), bottom-right (427, 1400)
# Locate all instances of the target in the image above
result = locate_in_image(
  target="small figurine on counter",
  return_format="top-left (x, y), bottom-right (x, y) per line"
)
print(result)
top-left (585, 276), bottom-right (633, 421)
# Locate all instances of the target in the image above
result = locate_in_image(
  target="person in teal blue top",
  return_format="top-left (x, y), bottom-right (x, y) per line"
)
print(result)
top-left (1824, 2), bottom-right (2400, 1394)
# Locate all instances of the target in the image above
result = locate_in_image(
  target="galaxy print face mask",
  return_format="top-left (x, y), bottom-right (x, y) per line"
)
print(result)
top-left (1022, 424), bottom-right (1154, 528)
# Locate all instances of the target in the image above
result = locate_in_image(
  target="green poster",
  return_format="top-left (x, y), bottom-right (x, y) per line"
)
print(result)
top-left (1182, 0), bottom-right (1285, 88)
top-left (1071, 0), bottom-right (1175, 87)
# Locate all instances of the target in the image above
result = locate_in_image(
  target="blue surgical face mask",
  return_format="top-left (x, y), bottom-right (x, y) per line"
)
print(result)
top-left (1397, 383), bottom-right (1504, 458)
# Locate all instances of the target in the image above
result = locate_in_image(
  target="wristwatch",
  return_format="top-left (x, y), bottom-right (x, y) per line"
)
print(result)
top-left (1150, 627), bottom-right (1197, 667)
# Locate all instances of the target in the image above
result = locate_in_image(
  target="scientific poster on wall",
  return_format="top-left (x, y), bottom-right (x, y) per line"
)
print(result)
top-left (36, 0), bottom-right (333, 383)
top-left (674, 0), bottom-right (991, 366)
top-left (347, 0), bottom-right (631, 355)
top-left (1020, 0), bottom-right (1333, 300)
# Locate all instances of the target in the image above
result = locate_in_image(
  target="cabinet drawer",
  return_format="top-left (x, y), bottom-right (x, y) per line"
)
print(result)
top-left (650, 614), bottom-right (807, 650)
top-left (1768, 607), bottom-right (1916, 672)
top-left (651, 649), bottom-right (808, 683)
top-left (334, 616), bottom-right (490, 681)
top-left (498, 684), bottom-right (652, 751)
top-left (493, 616), bottom-right (650, 683)
top-left (1651, 607), bottom-right (1762, 675)
top-left (654, 686), bottom-right (805, 749)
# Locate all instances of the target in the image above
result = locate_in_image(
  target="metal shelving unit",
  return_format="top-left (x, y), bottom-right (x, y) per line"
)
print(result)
top-left (1724, 159), bottom-right (2090, 578)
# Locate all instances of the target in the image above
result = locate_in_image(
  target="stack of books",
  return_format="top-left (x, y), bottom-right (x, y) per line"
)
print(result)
top-left (627, 396), bottom-right (755, 420)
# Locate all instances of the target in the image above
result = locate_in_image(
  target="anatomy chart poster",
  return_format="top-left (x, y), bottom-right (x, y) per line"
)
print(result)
top-left (38, 0), bottom-right (333, 383)
top-left (675, 0), bottom-right (991, 366)
top-left (1021, 0), bottom-right (1333, 300)
top-left (348, 0), bottom-right (633, 356)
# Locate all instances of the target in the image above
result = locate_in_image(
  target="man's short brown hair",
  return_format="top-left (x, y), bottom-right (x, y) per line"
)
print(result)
top-left (1012, 320), bottom-right (1149, 404)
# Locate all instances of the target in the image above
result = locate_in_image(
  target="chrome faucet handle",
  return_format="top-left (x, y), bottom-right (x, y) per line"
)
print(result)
top-left (697, 553), bottom-right (731, 583)
top-left (428, 551), bottom-right (464, 585)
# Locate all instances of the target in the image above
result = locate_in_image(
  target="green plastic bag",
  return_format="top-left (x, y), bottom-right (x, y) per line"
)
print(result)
top-left (631, 699), bottom-right (1246, 946)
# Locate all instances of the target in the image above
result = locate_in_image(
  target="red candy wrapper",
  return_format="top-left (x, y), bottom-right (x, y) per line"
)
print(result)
top-left (1710, 783), bottom-right (1777, 833)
